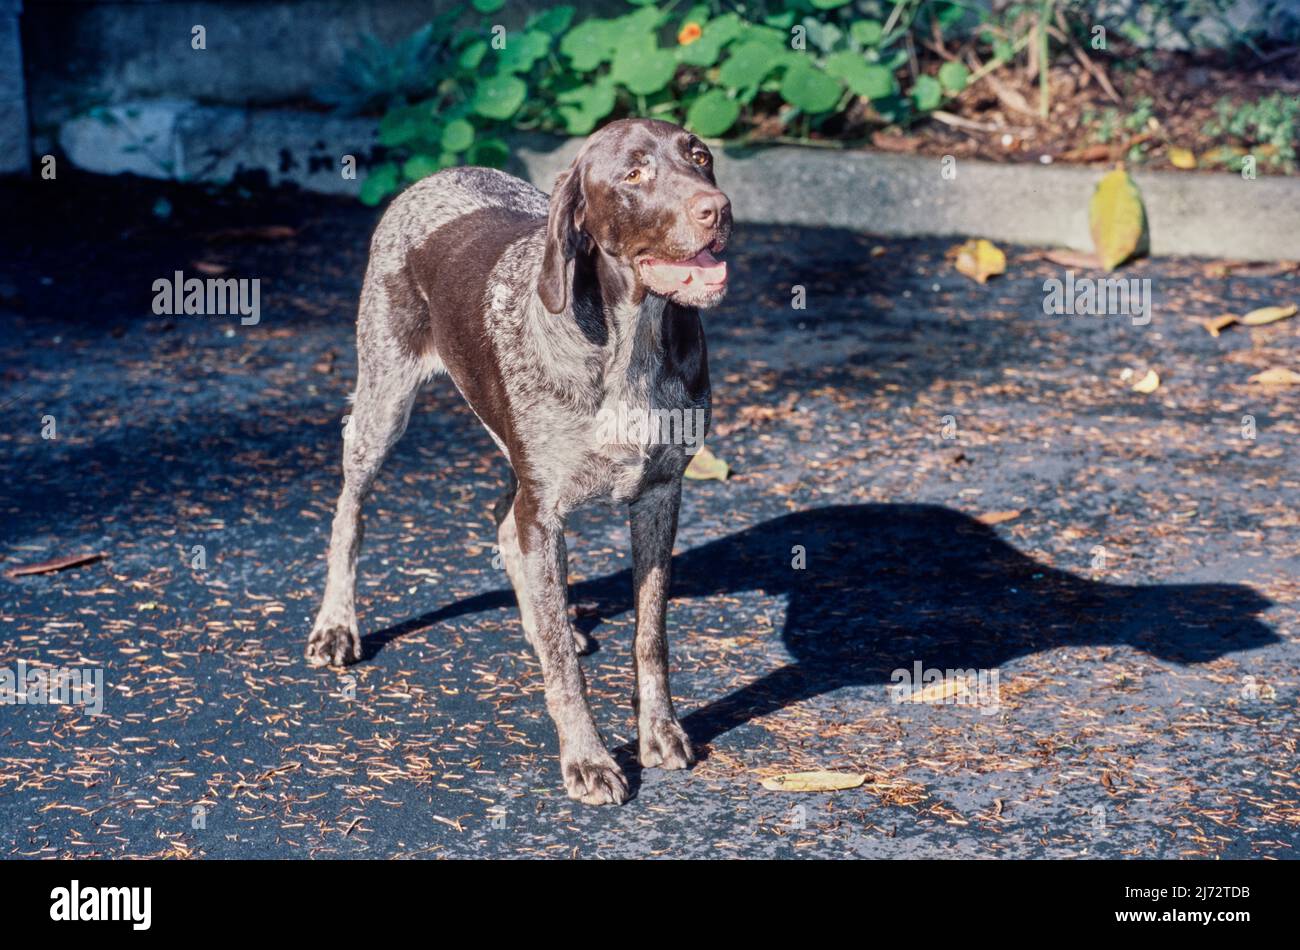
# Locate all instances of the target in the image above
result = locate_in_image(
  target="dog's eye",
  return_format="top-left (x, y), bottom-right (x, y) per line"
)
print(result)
top-left (625, 168), bottom-right (642, 184)
top-left (692, 151), bottom-right (711, 166)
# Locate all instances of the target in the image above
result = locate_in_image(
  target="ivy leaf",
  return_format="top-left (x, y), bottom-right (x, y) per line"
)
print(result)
top-left (823, 52), bottom-right (895, 99)
top-left (526, 5), bottom-right (575, 36)
top-left (359, 163), bottom-right (400, 206)
top-left (809, 0), bottom-right (853, 8)
top-left (1089, 167), bottom-right (1148, 270)
top-left (471, 0), bottom-right (504, 12)
top-left (610, 38), bottom-right (678, 96)
top-left (560, 18), bottom-right (619, 72)
top-left (472, 74), bottom-right (527, 120)
top-left (458, 40), bottom-right (488, 72)
top-left (556, 76), bottom-right (617, 134)
top-left (780, 62), bottom-right (844, 114)
top-left (850, 19), bottom-right (883, 48)
top-left (468, 137), bottom-right (510, 168)
top-left (377, 104), bottom-right (435, 147)
top-left (440, 118), bottom-right (475, 153)
top-left (402, 153), bottom-right (449, 181)
top-left (719, 40), bottom-right (783, 92)
top-left (677, 12), bottom-right (742, 67)
top-left (802, 19), bottom-right (844, 54)
top-left (498, 30), bottom-right (551, 74)
top-left (687, 89), bottom-right (741, 137)
top-left (938, 61), bottom-right (969, 93)
top-left (910, 74), bottom-right (943, 112)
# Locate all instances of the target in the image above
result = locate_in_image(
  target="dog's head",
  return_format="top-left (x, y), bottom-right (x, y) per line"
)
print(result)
top-left (538, 118), bottom-right (732, 314)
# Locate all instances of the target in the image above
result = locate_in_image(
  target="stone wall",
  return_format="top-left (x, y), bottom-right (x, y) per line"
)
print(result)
top-left (1, 0), bottom-right (28, 173)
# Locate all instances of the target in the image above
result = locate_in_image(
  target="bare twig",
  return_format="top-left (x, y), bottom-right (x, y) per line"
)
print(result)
top-left (930, 110), bottom-right (1005, 134)
top-left (1050, 15), bottom-right (1122, 105)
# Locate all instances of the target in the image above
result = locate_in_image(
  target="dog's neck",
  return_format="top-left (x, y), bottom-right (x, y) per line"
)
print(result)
top-left (580, 249), bottom-right (669, 391)
top-left (521, 245), bottom-right (675, 415)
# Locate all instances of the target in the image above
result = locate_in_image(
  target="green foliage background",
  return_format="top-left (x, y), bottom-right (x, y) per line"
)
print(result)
top-left (328, 0), bottom-right (985, 204)
top-left (314, 0), bottom-right (1298, 204)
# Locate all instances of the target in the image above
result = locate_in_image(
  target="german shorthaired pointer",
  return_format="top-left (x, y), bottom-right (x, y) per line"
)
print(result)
top-left (305, 119), bottom-right (732, 804)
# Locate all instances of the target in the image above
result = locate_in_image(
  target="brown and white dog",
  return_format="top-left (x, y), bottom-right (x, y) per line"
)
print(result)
top-left (305, 119), bottom-right (732, 804)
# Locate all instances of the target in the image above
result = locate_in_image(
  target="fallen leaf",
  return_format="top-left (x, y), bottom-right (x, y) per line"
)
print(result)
top-left (684, 445), bottom-right (730, 481)
top-left (1222, 262), bottom-right (1294, 276)
top-left (1089, 167), bottom-right (1148, 271)
top-left (203, 225), bottom-right (298, 243)
top-left (761, 771), bottom-right (866, 792)
top-left (7, 552), bottom-right (105, 577)
top-left (1239, 303), bottom-right (1297, 326)
top-left (908, 678), bottom-right (971, 702)
top-left (1201, 313), bottom-right (1238, 337)
top-left (1061, 144), bottom-right (1114, 163)
top-left (951, 239), bottom-right (1006, 284)
top-left (1041, 248), bottom-right (1103, 269)
top-left (313, 350), bottom-right (337, 374)
top-left (1131, 369), bottom-right (1161, 393)
top-left (870, 131), bottom-right (921, 152)
top-left (1167, 146), bottom-right (1196, 169)
top-left (976, 509), bottom-right (1021, 525)
top-left (1248, 367), bottom-right (1300, 385)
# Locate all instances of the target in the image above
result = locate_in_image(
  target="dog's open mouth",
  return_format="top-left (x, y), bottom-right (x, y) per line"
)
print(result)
top-left (639, 248), bottom-right (728, 295)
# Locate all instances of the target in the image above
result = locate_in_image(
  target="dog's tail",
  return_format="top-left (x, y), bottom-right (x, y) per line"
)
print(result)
top-left (491, 467), bottom-right (518, 527)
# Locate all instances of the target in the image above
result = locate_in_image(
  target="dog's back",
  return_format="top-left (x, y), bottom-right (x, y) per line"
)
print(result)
top-left (369, 166), bottom-right (548, 271)
top-left (355, 167), bottom-right (548, 394)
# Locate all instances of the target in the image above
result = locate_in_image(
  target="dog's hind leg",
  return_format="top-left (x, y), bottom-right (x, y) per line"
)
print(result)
top-left (306, 275), bottom-right (427, 667)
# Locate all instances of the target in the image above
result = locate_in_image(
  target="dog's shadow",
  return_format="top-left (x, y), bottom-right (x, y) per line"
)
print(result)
top-left (365, 503), bottom-right (1275, 754)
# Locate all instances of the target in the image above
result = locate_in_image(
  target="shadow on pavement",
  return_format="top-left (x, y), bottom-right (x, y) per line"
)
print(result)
top-left (366, 503), bottom-right (1277, 748)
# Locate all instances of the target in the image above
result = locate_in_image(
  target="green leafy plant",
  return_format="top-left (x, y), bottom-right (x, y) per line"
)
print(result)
top-left (1084, 96), bottom-right (1156, 160)
top-left (353, 6), bottom-right (579, 204)
top-left (1203, 92), bottom-right (1299, 171)
top-left (340, 1), bottom-right (1041, 204)
top-left (315, 23), bottom-right (444, 117)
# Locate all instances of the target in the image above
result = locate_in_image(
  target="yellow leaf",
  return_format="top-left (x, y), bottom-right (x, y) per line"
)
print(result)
top-left (1201, 313), bottom-right (1238, 337)
top-left (951, 239), bottom-right (1006, 284)
top-left (1132, 369), bottom-right (1160, 393)
top-left (908, 678), bottom-right (971, 703)
top-left (1248, 367), bottom-right (1300, 385)
top-left (1239, 303), bottom-right (1297, 326)
top-left (1168, 146), bottom-right (1196, 169)
top-left (684, 445), bottom-right (729, 481)
top-left (1089, 167), bottom-right (1148, 271)
top-left (760, 771), bottom-right (866, 792)
top-left (976, 509), bottom-right (1021, 526)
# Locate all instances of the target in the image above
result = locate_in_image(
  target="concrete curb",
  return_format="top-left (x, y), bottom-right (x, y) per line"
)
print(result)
top-left (56, 99), bottom-right (1300, 261)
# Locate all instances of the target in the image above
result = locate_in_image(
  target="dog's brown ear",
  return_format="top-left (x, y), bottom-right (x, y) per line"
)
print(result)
top-left (538, 167), bottom-right (585, 314)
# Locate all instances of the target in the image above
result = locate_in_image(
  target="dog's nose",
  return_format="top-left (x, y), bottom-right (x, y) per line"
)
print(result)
top-left (688, 191), bottom-right (730, 229)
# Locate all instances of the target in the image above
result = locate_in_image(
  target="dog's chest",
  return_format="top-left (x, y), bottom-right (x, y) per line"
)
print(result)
top-left (582, 379), bottom-right (704, 502)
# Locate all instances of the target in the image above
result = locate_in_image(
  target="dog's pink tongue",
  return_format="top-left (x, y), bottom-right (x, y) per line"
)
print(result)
top-left (644, 249), bottom-right (727, 288)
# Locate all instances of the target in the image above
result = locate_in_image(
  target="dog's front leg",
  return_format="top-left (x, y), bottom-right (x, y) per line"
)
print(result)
top-left (630, 479), bottom-right (695, 770)
top-left (516, 496), bottom-right (629, 805)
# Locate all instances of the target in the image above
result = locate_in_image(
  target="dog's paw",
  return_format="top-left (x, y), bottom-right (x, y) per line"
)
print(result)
top-left (562, 754), bottom-right (630, 805)
top-left (305, 623), bottom-right (362, 667)
top-left (639, 717), bottom-right (694, 771)
top-left (571, 626), bottom-right (596, 655)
